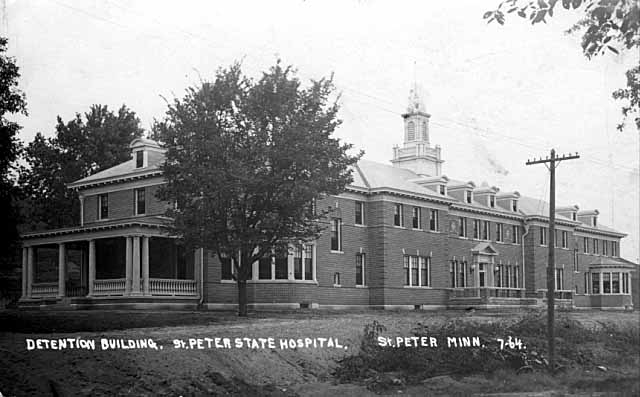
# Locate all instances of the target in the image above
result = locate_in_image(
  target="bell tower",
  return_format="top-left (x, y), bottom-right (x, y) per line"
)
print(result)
top-left (391, 85), bottom-right (443, 176)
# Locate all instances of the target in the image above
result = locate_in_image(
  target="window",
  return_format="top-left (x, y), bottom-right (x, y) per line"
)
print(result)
top-left (513, 266), bottom-right (520, 288)
top-left (355, 201), bottom-right (365, 225)
top-left (421, 121), bottom-right (428, 140)
top-left (450, 260), bottom-right (467, 288)
top-left (394, 204), bottom-right (403, 227)
top-left (465, 191), bottom-right (472, 204)
top-left (459, 217), bottom-right (467, 238)
top-left (331, 218), bottom-right (342, 251)
top-left (98, 194), bottom-right (108, 220)
top-left (473, 219), bottom-right (481, 239)
top-left (622, 273), bottom-right (629, 294)
top-left (591, 273), bottom-right (600, 293)
top-left (439, 185), bottom-right (446, 195)
top-left (259, 256), bottom-right (272, 280)
top-left (275, 249), bottom-right (288, 279)
top-left (593, 217), bottom-right (597, 227)
top-left (603, 272), bottom-right (610, 293)
top-left (512, 225), bottom-right (521, 244)
top-left (482, 221), bottom-right (490, 241)
top-left (356, 253), bottom-right (365, 286)
top-left (135, 150), bottom-right (144, 168)
top-left (135, 188), bottom-right (146, 215)
top-left (294, 244), bottom-right (314, 280)
top-left (573, 249), bottom-right (579, 272)
top-left (602, 240), bottom-right (608, 256)
top-left (404, 255), bottom-right (430, 287)
top-left (555, 268), bottom-right (564, 290)
top-left (478, 264), bottom-right (486, 287)
top-left (612, 272), bottom-right (620, 293)
top-left (561, 231), bottom-right (568, 249)
top-left (221, 255), bottom-right (234, 281)
top-left (593, 238), bottom-right (599, 255)
top-left (489, 195), bottom-right (496, 208)
top-left (584, 273), bottom-right (589, 294)
top-left (512, 200), bottom-right (518, 212)
top-left (572, 212), bottom-right (577, 221)
top-left (611, 241), bottom-right (618, 257)
top-left (333, 272), bottom-right (341, 286)
top-left (540, 227), bottom-right (547, 246)
top-left (429, 209), bottom-right (438, 231)
top-left (407, 121), bottom-right (415, 141)
top-left (412, 207), bottom-right (421, 229)
top-left (496, 223), bottom-right (503, 242)
top-left (583, 237), bottom-right (589, 254)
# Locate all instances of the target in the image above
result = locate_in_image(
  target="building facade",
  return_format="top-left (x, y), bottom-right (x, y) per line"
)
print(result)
top-left (19, 90), bottom-right (634, 310)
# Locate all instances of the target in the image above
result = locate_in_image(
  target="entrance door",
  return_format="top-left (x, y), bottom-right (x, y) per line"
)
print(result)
top-left (478, 263), bottom-right (486, 287)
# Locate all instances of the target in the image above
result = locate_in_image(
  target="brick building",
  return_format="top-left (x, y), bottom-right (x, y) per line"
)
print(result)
top-left (19, 89), bottom-right (634, 310)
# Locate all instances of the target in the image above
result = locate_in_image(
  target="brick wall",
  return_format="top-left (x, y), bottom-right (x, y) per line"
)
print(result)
top-left (84, 184), bottom-right (169, 224)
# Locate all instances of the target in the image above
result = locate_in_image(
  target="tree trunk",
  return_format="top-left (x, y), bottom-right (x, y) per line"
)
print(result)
top-left (237, 279), bottom-right (248, 317)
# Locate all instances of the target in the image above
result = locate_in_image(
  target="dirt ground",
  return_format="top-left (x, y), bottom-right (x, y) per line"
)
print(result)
top-left (0, 309), bottom-right (638, 396)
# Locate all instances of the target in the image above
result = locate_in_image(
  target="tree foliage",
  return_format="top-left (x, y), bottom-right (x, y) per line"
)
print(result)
top-left (0, 36), bottom-right (27, 278)
top-left (153, 61), bottom-right (361, 316)
top-left (484, 0), bottom-right (640, 130)
top-left (19, 104), bottom-right (143, 230)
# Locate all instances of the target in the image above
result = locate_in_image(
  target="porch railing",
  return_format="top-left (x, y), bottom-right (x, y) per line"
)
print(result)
top-left (93, 278), bottom-right (126, 296)
top-left (31, 282), bottom-right (58, 297)
top-left (66, 285), bottom-right (88, 297)
top-left (450, 287), bottom-right (525, 299)
top-left (150, 278), bottom-right (197, 296)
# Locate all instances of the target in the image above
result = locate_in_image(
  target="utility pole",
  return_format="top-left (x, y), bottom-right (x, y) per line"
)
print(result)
top-left (526, 149), bottom-right (579, 373)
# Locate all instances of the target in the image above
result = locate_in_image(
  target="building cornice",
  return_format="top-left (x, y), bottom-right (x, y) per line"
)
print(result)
top-left (67, 170), bottom-right (163, 190)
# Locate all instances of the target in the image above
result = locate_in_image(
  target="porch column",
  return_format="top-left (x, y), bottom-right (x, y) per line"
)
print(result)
top-left (131, 236), bottom-right (141, 295)
top-left (27, 246), bottom-right (34, 298)
top-left (88, 240), bottom-right (96, 296)
top-left (21, 247), bottom-right (27, 299)
top-left (125, 236), bottom-right (132, 295)
top-left (142, 236), bottom-right (149, 295)
top-left (599, 271), bottom-right (603, 294)
top-left (58, 243), bottom-right (66, 298)
top-left (194, 248), bottom-right (202, 297)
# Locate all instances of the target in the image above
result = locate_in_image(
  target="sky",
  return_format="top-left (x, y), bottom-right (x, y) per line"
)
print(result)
top-left (4, 0), bottom-right (639, 261)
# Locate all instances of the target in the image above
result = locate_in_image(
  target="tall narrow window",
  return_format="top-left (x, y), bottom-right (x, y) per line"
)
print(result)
top-left (394, 204), bottom-right (403, 227)
top-left (221, 255), bottom-right (233, 281)
top-left (496, 223), bottom-right (503, 242)
top-left (465, 191), bottom-right (472, 204)
top-left (622, 273), bottom-right (629, 294)
top-left (411, 256), bottom-right (419, 287)
top-left (512, 200), bottom-right (518, 212)
top-left (459, 217), bottom-right (467, 238)
top-left (135, 188), bottom-right (146, 215)
top-left (603, 272), bottom-right (611, 293)
top-left (489, 195), bottom-right (496, 208)
top-left (429, 209), bottom-right (438, 231)
top-left (482, 221), bottom-right (490, 240)
top-left (421, 121), bottom-right (428, 140)
top-left (98, 193), bottom-right (108, 220)
top-left (135, 150), bottom-right (144, 168)
top-left (584, 272), bottom-right (589, 294)
top-left (555, 268), bottom-right (564, 290)
top-left (412, 207), bottom-right (421, 229)
top-left (512, 225), bottom-right (521, 244)
top-left (540, 227), bottom-right (547, 246)
top-left (478, 264), bottom-right (486, 287)
top-left (561, 231), bottom-right (568, 249)
top-left (473, 219), bottom-right (480, 239)
top-left (583, 237), bottom-right (589, 254)
top-left (259, 255), bottom-right (272, 280)
top-left (420, 256), bottom-right (430, 287)
top-left (330, 218), bottom-right (342, 251)
top-left (611, 241), bottom-right (618, 257)
top-left (593, 238), bottom-right (599, 255)
top-left (439, 185), bottom-right (446, 195)
top-left (355, 201), bottom-right (365, 225)
top-left (573, 249), bottom-right (579, 272)
top-left (592, 273), bottom-right (600, 294)
top-left (294, 245), bottom-right (303, 279)
top-left (404, 255), bottom-right (410, 286)
top-left (274, 247), bottom-right (288, 280)
top-left (355, 253), bottom-right (365, 286)
top-left (602, 240), bottom-right (608, 256)
top-left (304, 244), bottom-right (313, 280)
top-left (612, 272), bottom-right (620, 293)
top-left (407, 121), bottom-right (415, 141)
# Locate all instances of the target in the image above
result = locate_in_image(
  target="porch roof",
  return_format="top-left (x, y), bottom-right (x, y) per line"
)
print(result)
top-left (588, 257), bottom-right (636, 270)
top-left (21, 216), bottom-right (173, 245)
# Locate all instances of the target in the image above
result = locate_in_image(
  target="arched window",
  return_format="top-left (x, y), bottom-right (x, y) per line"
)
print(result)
top-left (407, 121), bottom-right (415, 141)
top-left (421, 121), bottom-right (428, 141)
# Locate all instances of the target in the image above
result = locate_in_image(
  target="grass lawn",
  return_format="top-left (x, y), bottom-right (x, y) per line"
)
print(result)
top-left (0, 308), bottom-right (638, 396)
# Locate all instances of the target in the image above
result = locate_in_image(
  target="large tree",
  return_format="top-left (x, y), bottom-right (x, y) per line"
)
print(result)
top-left (153, 62), bottom-right (361, 316)
top-left (20, 104), bottom-right (143, 230)
top-left (0, 36), bottom-right (27, 297)
top-left (484, 0), bottom-right (639, 130)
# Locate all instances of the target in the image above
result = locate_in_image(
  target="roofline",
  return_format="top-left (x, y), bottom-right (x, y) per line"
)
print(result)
top-left (21, 220), bottom-right (170, 240)
top-left (67, 170), bottom-right (163, 190)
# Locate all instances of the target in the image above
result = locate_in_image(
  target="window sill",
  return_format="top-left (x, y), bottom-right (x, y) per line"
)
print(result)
top-left (354, 223), bottom-right (367, 228)
top-left (333, 284), bottom-right (341, 288)
top-left (355, 285), bottom-right (368, 288)
top-left (393, 225), bottom-right (406, 229)
top-left (250, 279), bottom-right (317, 284)
top-left (330, 250), bottom-right (344, 254)
top-left (403, 286), bottom-right (432, 289)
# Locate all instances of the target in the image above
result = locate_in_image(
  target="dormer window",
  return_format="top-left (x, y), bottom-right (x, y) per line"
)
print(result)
top-left (135, 150), bottom-right (144, 168)
top-left (465, 191), bottom-right (472, 204)
top-left (572, 213), bottom-right (577, 221)
top-left (489, 195), bottom-right (495, 208)
top-left (512, 200), bottom-right (518, 212)
top-left (439, 185), bottom-right (446, 195)
top-left (592, 217), bottom-right (597, 227)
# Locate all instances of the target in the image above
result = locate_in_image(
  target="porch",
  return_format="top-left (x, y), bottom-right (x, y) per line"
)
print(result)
top-left (20, 223), bottom-right (203, 305)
